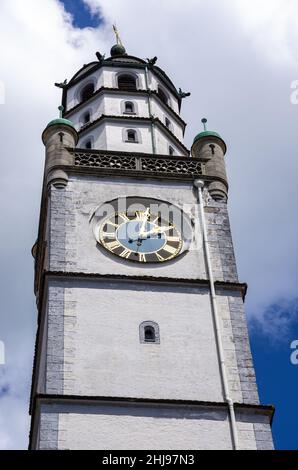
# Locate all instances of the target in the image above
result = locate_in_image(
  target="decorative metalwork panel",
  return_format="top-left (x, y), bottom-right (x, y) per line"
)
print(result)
top-left (140, 158), bottom-right (204, 175)
top-left (74, 152), bottom-right (136, 170)
top-left (73, 151), bottom-right (204, 176)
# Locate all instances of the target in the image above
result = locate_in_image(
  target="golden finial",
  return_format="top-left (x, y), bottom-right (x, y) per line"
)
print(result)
top-left (113, 24), bottom-right (123, 47)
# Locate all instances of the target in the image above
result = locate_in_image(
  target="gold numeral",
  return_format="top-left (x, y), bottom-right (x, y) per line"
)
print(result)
top-left (163, 244), bottom-right (177, 255)
top-left (118, 213), bottom-right (130, 222)
top-left (120, 248), bottom-right (132, 259)
top-left (106, 240), bottom-right (121, 251)
top-left (166, 236), bottom-right (180, 243)
top-left (139, 253), bottom-right (146, 262)
top-left (156, 253), bottom-right (165, 262)
top-left (103, 232), bottom-right (116, 239)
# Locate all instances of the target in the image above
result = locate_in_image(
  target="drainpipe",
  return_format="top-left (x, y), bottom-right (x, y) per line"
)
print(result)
top-left (194, 179), bottom-right (239, 450)
top-left (144, 65), bottom-right (156, 154)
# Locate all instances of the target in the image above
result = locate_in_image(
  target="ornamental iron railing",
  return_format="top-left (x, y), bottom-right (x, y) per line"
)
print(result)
top-left (72, 150), bottom-right (205, 177)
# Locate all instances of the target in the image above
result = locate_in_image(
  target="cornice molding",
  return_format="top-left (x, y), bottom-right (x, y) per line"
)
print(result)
top-left (43, 270), bottom-right (247, 300)
top-left (35, 393), bottom-right (275, 414)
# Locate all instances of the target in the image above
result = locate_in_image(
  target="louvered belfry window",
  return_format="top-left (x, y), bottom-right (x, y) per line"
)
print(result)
top-left (118, 74), bottom-right (137, 91)
top-left (81, 83), bottom-right (94, 102)
top-left (157, 86), bottom-right (168, 105)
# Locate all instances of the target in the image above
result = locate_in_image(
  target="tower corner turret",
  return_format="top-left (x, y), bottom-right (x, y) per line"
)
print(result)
top-left (191, 118), bottom-right (228, 201)
top-left (42, 106), bottom-right (78, 188)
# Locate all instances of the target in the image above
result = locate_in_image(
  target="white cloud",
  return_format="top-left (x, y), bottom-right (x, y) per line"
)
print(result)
top-left (250, 298), bottom-right (298, 341)
top-left (227, 0), bottom-right (298, 67)
top-left (0, 0), bottom-right (107, 450)
top-left (1, 0), bottom-right (298, 448)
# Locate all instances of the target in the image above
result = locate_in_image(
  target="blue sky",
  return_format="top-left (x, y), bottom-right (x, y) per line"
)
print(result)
top-left (250, 316), bottom-right (298, 449)
top-left (0, 0), bottom-right (297, 449)
top-left (60, 0), bottom-right (102, 27)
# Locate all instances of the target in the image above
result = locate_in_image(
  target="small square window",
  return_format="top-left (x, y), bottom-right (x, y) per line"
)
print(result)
top-left (124, 102), bottom-right (135, 113)
top-left (127, 130), bottom-right (137, 142)
top-left (139, 321), bottom-right (160, 344)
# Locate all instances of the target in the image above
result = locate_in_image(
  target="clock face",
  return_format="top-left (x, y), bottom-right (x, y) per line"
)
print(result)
top-left (99, 208), bottom-right (183, 263)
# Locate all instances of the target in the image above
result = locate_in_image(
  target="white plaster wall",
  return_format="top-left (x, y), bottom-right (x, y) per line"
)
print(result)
top-left (102, 67), bottom-right (147, 89)
top-left (149, 71), bottom-right (179, 114)
top-left (57, 410), bottom-right (233, 450)
top-left (154, 126), bottom-right (182, 156)
top-left (151, 98), bottom-right (184, 141)
top-left (55, 177), bottom-right (207, 279)
top-left (103, 93), bottom-right (149, 117)
top-left (105, 121), bottom-right (153, 153)
top-left (62, 282), bottom-right (223, 401)
top-left (69, 95), bottom-right (104, 131)
top-left (66, 68), bottom-right (104, 110)
top-left (77, 124), bottom-right (106, 149)
top-left (37, 404), bottom-right (271, 450)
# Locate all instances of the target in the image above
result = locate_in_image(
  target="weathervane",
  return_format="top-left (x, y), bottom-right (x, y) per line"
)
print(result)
top-left (113, 24), bottom-right (123, 47)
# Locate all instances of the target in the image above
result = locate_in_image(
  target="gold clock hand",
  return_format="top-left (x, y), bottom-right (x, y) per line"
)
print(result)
top-left (143, 226), bottom-right (173, 237)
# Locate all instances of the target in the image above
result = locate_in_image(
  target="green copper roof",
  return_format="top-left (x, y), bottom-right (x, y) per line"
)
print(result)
top-left (46, 117), bottom-right (75, 129)
top-left (193, 130), bottom-right (222, 143)
top-left (46, 105), bottom-right (75, 129)
top-left (110, 43), bottom-right (126, 57)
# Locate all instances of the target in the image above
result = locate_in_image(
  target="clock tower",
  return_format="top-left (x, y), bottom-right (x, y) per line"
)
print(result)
top-left (29, 37), bottom-right (274, 450)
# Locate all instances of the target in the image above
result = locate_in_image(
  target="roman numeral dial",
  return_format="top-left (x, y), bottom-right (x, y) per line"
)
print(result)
top-left (99, 209), bottom-right (183, 263)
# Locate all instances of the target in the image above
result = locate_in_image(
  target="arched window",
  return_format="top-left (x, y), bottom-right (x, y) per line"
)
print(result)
top-left (85, 139), bottom-right (92, 149)
top-left (80, 83), bottom-right (94, 102)
top-left (165, 117), bottom-right (171, 129)
top-left (157, 86), bottom-right (169, 105)
top-left (144, 326), bottom-right (155, 342)
top-left (126, 129), bottom-right (137, 143)
top-left (209, 144), bottom-right (215, 155)
top-left (118, 74), bottom-right (137, 91)
top-left (139, 321), bottom-right (160, 344)
top-left (82, 111), bottom-right (90, 125)
top-left (169, 145), bottom-right (175, 156)
top-left (124, 101), bottom-right (135, 114)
